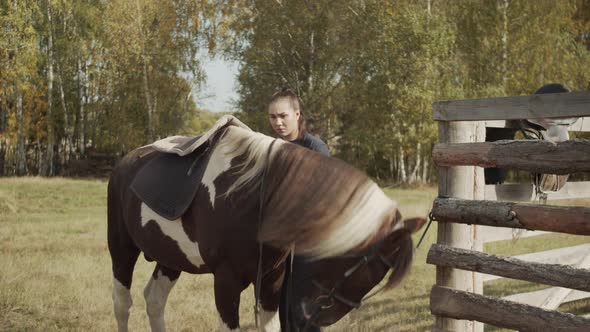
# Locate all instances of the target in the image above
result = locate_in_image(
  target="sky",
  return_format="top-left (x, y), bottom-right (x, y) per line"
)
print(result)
top-left (197, 57), bottom-right (240, 113)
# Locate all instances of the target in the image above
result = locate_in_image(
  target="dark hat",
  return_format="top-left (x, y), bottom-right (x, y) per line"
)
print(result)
top-left (534, 83), bottom-right (570, 94)
top-left (526, 83), bottom-right (578, 137)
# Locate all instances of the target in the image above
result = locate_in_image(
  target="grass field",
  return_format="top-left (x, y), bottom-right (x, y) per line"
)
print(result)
top-left (0, 178), bottom-right (588, 331)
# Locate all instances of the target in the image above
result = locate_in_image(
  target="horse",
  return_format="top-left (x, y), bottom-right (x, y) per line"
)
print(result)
top-left (107, 124), bottom-right (425, 332)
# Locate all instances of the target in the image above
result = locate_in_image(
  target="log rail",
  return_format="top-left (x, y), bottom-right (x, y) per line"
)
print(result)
top-left (432, 139), bottom-right (590, 174)
top-left (431, 197), bottom-right (590, 236)
top-left (431, 286), bottom-right (590, 332)
top-left (427, 244), bottom-right (590, 292)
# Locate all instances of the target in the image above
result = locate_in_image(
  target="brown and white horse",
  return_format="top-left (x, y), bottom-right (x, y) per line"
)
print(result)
top-left (107, 125), bottom-right (424, 331)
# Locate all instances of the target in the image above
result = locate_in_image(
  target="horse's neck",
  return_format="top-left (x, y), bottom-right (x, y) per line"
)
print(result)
top-left (260, 145), bottom-right (399, 259)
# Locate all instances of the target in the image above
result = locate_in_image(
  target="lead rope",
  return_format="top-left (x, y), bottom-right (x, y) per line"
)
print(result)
top-left (254, 243), bottom-right (263, 329)
top-left (416, 212), bottom-right (436, 249)
top-left (285, 244), bottom-right (295, 332)
top-left (254, 139), bottom-right (278, 331)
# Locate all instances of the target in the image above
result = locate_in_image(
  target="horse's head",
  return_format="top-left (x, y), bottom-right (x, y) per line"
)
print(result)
top-left (287, 216), bottom-right (426, 329)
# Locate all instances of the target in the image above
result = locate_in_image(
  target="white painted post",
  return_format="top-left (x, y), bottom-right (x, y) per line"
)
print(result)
top-left (434, 121), bottom-right (485, 332)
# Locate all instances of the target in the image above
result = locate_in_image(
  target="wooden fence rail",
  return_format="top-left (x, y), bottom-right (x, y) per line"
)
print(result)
top-left (427, 244), bottom-right (590, 292)
top-left (430, 286), bottom-right (590, 332)
top-left (433, 91), bottom-right (590, 121)
top-left (431, 197), bottom-right (590, 235)
top-left (482, 243), bottom-right (590, 281)
top-left (432, 139), bottom-right (590, 174)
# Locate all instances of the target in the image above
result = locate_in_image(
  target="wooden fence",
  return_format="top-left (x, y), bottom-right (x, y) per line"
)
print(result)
top-left (428, 91), bottom-right (590, 332)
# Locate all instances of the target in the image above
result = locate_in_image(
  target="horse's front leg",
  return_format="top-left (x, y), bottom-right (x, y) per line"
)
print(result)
top-left (256, 266), bottom-right (284, 332)
top-left (143, 264), bottom-right (181, 332)
top-left (214, 263), bottom-right (249, 331)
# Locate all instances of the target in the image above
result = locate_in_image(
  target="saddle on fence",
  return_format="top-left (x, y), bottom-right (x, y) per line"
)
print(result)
top-left (131, 115), bottom-right (251, 220)
top-left (521, 84), bottom-right (579, 194)
top-left (484, 83), bottom-right (579, 195)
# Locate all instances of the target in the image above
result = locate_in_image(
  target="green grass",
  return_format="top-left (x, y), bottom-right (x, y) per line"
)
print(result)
top-left (0, 178), bottom-right (588, 331)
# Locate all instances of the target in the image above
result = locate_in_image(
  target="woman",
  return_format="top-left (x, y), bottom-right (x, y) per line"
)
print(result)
top-left (268, 87), bottom-right (328, 332)
top-left (268, 88), bottom-right (329, 157)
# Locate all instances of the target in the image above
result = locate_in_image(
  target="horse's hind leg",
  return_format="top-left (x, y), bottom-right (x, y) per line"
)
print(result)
top-left (109, 241), bottom-right (140, 332)
top-left (108, 194), bottom-right (141, 331)
top-left (144, 264), bottom-right (180, 332)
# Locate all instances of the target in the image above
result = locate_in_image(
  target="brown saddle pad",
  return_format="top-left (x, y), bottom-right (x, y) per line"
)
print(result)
top-left (130, 140), bottom-right (211, 220)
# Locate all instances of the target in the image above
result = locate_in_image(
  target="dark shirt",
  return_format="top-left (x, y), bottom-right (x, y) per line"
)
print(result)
top-left (290, 133), bottom-right (330, 157)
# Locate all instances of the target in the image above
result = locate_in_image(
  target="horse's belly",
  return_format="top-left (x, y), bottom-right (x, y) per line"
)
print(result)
top-left (137, 203), bottom-right (209, 273)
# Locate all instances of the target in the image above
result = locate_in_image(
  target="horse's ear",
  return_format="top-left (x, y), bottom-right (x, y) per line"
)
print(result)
top-left (402, 217), bottom-right (427, 234)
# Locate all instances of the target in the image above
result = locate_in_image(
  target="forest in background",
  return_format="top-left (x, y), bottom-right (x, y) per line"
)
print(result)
top-left (2, 0), bottom-right (590, 183)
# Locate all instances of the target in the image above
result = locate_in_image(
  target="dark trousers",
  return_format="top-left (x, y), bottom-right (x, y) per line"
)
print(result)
top-left (279, 255), bottom-right (321, 332)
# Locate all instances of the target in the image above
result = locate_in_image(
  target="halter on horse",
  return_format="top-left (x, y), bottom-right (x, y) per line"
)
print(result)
top-left (107, 121), bottom-right (425, 331)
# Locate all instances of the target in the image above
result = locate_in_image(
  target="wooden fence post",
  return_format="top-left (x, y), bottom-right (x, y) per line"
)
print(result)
top-left (435, 121), bottom-right (485, 332)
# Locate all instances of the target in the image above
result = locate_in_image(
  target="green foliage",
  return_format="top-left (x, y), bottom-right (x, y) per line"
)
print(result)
top-left (1, 0), bottom-right (590, 180)
top-left (0, 0), bottom-right (232, 174)
top-left (228, 0), bottom-right (590, 183)
top-left (1, 0), bottom-right (42, 138)
top-left (184, 109), bottom-right (224, 134)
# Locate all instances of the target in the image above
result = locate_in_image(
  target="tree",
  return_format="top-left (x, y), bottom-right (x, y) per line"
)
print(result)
top-left (99, 0), bottom-right (219, 152)
top-left (1, 0), bottom-right (43, 175)
top-left (229, 0), bottom-right (363, 139)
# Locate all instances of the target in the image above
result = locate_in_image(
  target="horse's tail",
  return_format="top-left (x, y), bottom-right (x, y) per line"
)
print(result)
top-left (382, 217), bottom-right (426, 290)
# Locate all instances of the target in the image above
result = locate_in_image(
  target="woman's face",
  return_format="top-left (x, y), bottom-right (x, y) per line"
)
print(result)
top-left (268, 98), bottom-right (300, 141)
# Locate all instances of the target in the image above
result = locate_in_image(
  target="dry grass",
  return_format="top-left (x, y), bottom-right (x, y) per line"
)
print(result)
top-left (1, 178), bottom-right (588, 331)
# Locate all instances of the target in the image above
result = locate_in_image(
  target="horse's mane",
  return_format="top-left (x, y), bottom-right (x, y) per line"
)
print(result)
top-left (218, 126), bottom-right (399, 260)
top-left (259, 143), bottom-right (399, 260)
top-left (217, 126), bottom-right (284, 198)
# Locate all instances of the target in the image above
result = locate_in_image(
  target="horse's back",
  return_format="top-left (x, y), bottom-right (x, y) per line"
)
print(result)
top-left (109, 146), bottom-right (158, 200)
top-left (107, 146), bottom-right (157, 236)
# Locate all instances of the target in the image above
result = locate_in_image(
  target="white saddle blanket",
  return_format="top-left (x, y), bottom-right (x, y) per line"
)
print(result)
top-left (151, 115), bottom-right (251, 156)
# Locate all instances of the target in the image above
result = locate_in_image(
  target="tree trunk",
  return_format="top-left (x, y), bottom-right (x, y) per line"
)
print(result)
top-left (409, 142), bottom-right (422, 183)
top-left (398, 147), bottom-right (407, 183)
top-left (53, 6), bottom-right (73, 165)
top-left (10, 0), bottom-right (27, 176)
top-left (135, 0), bottom-right (155, 142)
top-left (0, 110), bottom-right (5, 175)
top-left (77, 58), bottom-right (86, 156)
top-left (422, 154), bottom-right (430, 183)
top-left (15, 92), bottom-right (28, 175)
top-left (0, 140), bottom-right (6, 176)
top-left (501, 0), bottom-right (509, 93)
top-left (389, 155), bottom-right (395, 181)
top-left (89, 47), bottom-right (103, 148)
top-left (56, 59), bottom-right (73, 164)
top-left (307, 29), bottom-right (318, 132)
top-left (142, 57), bottom-right (154, 142)
top-left (307, 30), bottom-right (314, 100)
top-left (42, 0), bottom-right (55, 176)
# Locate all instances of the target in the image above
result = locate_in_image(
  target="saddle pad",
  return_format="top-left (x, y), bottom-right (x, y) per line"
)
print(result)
top-left (152, 115), bottom-right (250, 156)
top-left (131, 143), bottom-right (212, 220)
